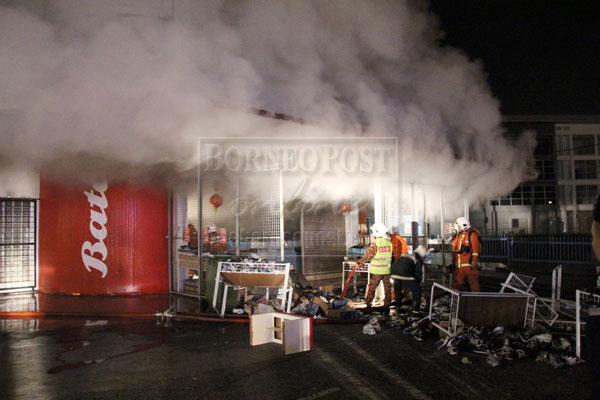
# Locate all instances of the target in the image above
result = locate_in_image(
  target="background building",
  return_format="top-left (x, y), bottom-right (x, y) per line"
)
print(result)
top-left (471, 115), bottom-right (600, 234)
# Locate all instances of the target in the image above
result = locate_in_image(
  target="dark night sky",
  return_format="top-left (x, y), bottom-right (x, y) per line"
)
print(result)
top-left (428, 1), bottom-right (600, 116)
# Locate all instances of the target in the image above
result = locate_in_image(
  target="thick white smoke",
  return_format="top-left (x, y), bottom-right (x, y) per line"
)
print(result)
top-left (0, 0), bottom-right (535, 205)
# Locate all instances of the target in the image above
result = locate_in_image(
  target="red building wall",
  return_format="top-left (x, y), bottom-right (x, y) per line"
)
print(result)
top-left (39, 179), bottom-right (168, 295)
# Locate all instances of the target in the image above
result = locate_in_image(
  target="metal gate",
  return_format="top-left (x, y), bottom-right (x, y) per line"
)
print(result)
top-left (480, 234), bottom-right (596, 268)
top-left (0, 199), bottom-right (37, 291)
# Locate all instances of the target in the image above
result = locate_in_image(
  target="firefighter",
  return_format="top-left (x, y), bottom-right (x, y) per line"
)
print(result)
top-left (356, 223), bottom-right (393, 311)
top-left (451, 217), bottom-right (481, 292)
top-left (389, 231), bottom-right (408, 262)
top-left (391, 245), bottom-right (427, 314)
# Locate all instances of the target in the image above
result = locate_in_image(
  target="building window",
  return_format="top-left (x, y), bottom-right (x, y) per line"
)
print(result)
top-left (494, 184), bottom-right (556, 206)
top-left (558, 160), bottom-right (572, 180)
top-left (511, 219), bottom-right (519, 229)
top-left (574, 160), bottom-right (598, 179)
top-left (558, 186), bottom-right (572, 206)
top-left (522, 186), bottom-right (532, 205)
top-left (511, 187), bottom-right (523, 205)
top-left (575, 185), bottom-right (598, 205)
top-left (535, 160), bottom-right (555, 180)
top-left (534, 136), bottom-right (554, 156)
top-left (556, 134), bottom-right (571, 155)
top-left (533, 185), bottom-right (556, 205)
top-left (572, 135), bottom-right (595, 155)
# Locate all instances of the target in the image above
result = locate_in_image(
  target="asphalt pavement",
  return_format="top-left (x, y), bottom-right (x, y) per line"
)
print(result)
top-left (0, 317), bottom-right (594, 400)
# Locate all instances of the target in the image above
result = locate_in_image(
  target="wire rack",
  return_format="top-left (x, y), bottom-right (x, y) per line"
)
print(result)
top-left (249, 169), bottom-right (281, 261)
top-left (500, 272), bottom-right (559, 326)
top-left (0, 292), bottom-right (38, 312)
top-left (0, 319), bottom-right (39, 331)
top-left (220, 262), bottom-right (288, 274)
top-left (0, 200), bottom-right (36, 291)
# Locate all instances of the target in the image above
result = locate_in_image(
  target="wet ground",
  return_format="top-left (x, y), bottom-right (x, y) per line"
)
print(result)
top-left (0, 266), bottom-right (598, 400)
top-left (0, 315), bottom-right (595, 400)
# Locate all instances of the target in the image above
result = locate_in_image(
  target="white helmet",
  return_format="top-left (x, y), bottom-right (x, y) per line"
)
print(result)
top-left (454, 217), bottom-right (471, 232)
top-left (370, 223), bottom-right (389, 238)
top-left (414, 245), bottom-right (428, 259)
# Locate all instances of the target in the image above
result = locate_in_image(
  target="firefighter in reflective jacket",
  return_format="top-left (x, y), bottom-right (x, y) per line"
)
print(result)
top-left (451, 217), bottom-right (481, 292)
top-left (356, 223), bottom-right (393, 309)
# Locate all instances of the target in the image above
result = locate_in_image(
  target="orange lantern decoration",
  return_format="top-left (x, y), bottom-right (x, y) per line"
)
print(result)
top-left (209, 193), bottom-right (223, 210)
top-left (340, 203), bottom-right (351, 215)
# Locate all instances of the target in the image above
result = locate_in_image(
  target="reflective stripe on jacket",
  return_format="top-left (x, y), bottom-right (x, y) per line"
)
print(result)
top-left (452, 229), bottom-right (480, 268)
top-left (370, 237), bottom-right (393, 275)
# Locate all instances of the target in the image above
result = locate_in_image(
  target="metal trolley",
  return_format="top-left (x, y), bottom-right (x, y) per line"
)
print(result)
top-left (213, 261), bottom-right (293, 318)
top-left (428, 282), bottom-right (537, 337)
top-left (341, 261), bottom-right (370, 294)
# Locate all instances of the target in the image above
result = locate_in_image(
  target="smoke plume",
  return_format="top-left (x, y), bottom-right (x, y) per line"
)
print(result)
top-left (0, 0), bottom-right (535, 206)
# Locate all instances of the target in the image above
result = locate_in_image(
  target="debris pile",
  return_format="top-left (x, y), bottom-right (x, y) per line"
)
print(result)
top-left (290, 288), bottom-right (365, 320)
top-left (430, 294), bottom-right (451, 319)
top-left (382, 298), bottom-right (433, 340)
top-left (435, 324), bottom-right (581, 368)
top-left (426, 292), bottom-right (582, 367)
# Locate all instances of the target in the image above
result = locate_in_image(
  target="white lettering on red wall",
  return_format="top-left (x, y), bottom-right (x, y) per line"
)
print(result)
top-left (81, 180), bottom-right (109, 278)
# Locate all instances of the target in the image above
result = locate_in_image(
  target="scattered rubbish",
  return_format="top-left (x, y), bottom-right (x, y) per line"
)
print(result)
top-left (362, 316), bottom-right (382, 335)
top-left (558, 337), bottom-right (571, 350)
top-left (461, 356), bottom-right (472, 365)
top-left (291, 298), bottom-right (320, 316)
top-left (331, 298), bottom-right (349, 309)
top-left (435, 323), bottom-right (580, 369)
top-left (533, 333), bottom-right (552, 344)
top-left (327, 309), bottom-right (363, 320)
top-left (232, 308), bottom-right (245, 314)
top-left (486, 353), bottom-right (501, 367)
top-left (549, 353), bottom-right (564, 369)
top-left (401, 316), bottom-right (431, 342)
top-left (563, 355), bottom-right (579, 366)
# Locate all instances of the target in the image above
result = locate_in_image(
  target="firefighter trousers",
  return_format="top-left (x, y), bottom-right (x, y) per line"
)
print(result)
top-left (451, 267), bottom-right (480, 292)
top-left (393, 279), bottom-right (421, 310)
top-left (365, 273), bottom-right (391, 307)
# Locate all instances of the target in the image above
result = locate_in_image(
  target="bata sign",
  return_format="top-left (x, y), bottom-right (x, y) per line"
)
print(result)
top-left (81, 180), bottom-right (109, 278)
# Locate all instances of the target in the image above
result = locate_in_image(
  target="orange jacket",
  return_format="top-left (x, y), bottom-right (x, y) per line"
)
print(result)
top-left (452, 228), bottom-right (480, 268)
top-left (390, 233), bottom-right (408, 259)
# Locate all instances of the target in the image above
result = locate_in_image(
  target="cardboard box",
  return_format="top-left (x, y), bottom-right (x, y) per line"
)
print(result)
top-left (311, 296), bottom-right (329, 312)
top-left (178, 252), bottom-right (199, 269)
top-left (319, 285), bottom-right (334, 294)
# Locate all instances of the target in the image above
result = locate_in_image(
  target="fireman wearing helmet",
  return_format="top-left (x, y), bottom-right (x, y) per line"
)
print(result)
top-left (451, 217), bottom-right (481, 292)
top-left (356, 223), bottom-right (393, 310)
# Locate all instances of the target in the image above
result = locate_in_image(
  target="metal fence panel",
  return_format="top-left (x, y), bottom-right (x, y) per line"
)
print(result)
top-left (0, 199), bottom-right (37, 291)
top-left (480, 234), bottom-right (596, 269)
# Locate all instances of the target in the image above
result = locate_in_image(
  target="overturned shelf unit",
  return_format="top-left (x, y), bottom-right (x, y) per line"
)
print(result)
top-left (213, 261), bottom-right (293, 318)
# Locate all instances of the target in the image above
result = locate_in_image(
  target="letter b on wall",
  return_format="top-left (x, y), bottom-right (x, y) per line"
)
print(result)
top-left (39, 179), bottom-right (168, 295)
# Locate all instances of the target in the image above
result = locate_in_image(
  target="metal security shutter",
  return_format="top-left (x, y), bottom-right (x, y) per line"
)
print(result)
top-left (0, 199), bottom-right (36, 291)
top-left (302, 207), bottom-right (346, 282)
